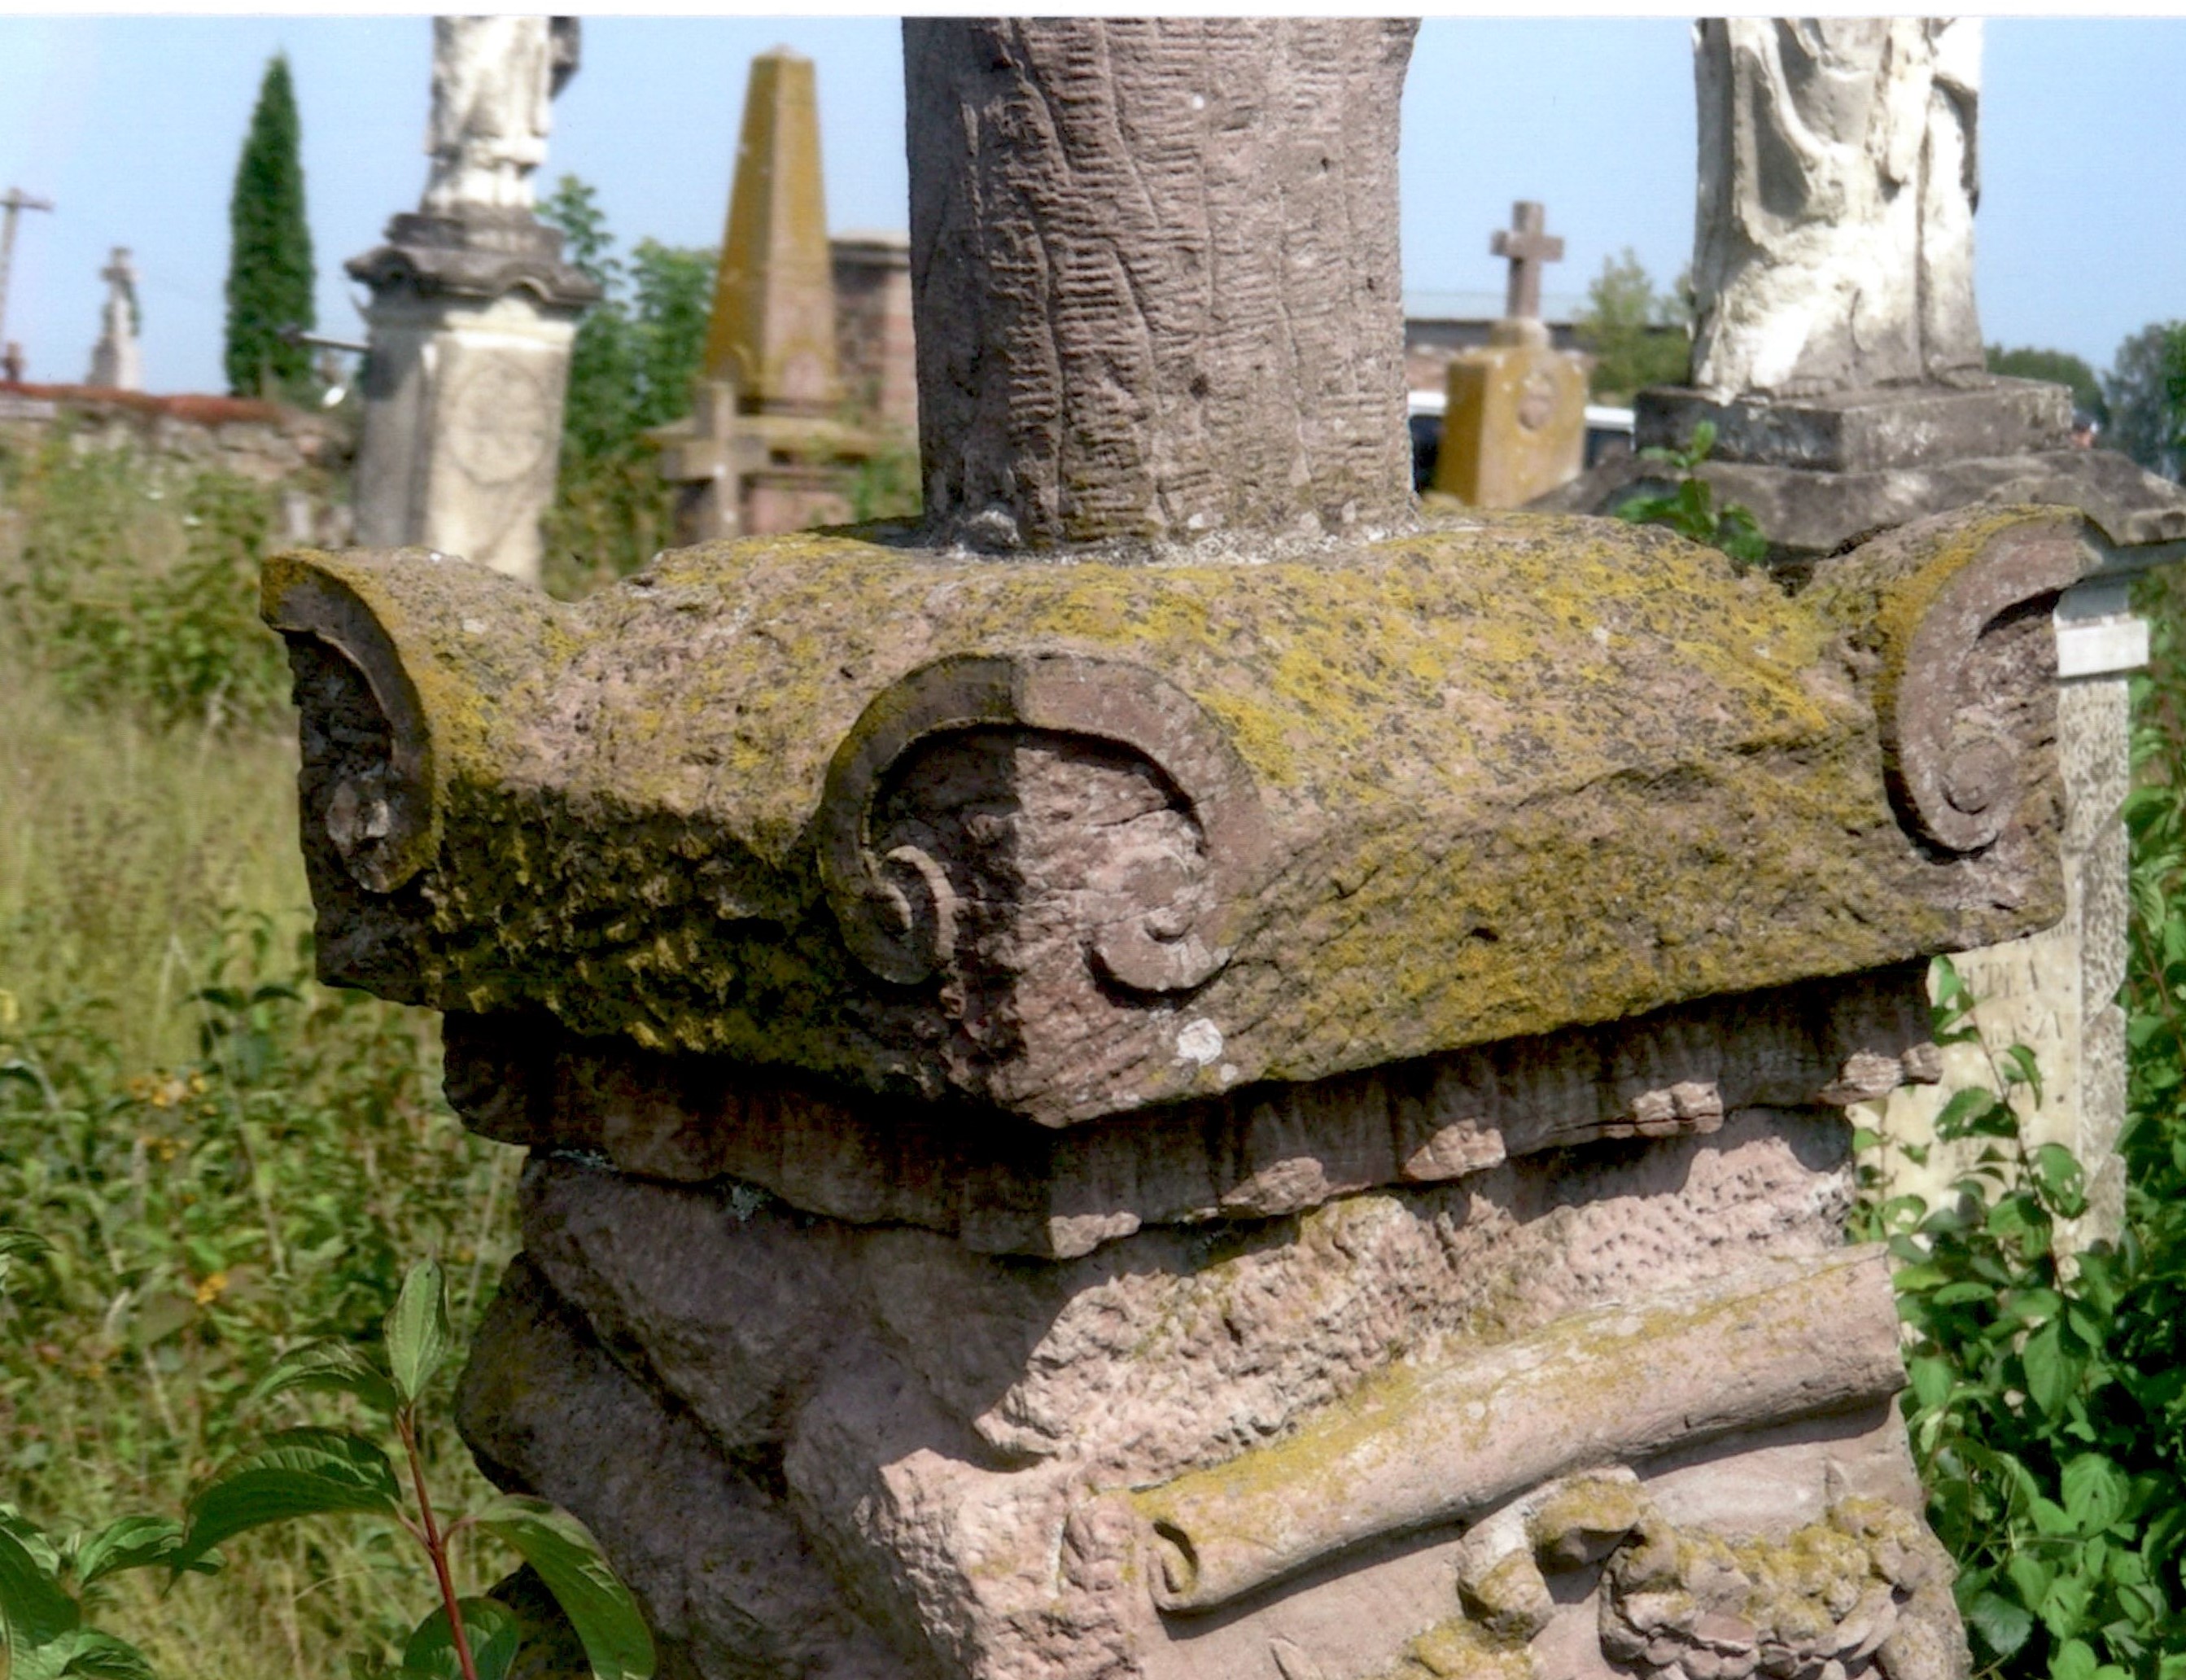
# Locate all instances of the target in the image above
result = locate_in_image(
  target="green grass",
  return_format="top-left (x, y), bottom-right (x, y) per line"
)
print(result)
top-left (0, 431), bottom-right (522, 1677)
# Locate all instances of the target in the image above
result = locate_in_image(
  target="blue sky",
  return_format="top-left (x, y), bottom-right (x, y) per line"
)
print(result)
top-left (1, 16), bottom-right (2181, 396)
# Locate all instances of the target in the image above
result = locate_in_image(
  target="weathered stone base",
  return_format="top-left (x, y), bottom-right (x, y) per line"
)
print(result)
top-left (457, 1099), bottom-right (1965, 1680)
top-left (1537, 416), bottom-right (2186, 560)
top-left (1635, 379), bottom-right (2071, 475)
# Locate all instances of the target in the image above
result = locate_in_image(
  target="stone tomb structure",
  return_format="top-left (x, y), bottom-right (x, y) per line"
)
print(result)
top-left (264, 20), bottom-right (2116, 1680)
top-left (1430, 202), bottom-right (1590, 510)
top-left (348, 16), bottom-right (597, 587)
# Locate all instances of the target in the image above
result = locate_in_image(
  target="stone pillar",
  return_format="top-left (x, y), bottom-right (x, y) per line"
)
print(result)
top-left (905, 18), bottom-right (1416, 548)
top-left (261, 20), bottom-right (2129, 1680)
top-left (86, 247), bottom-right (143, 392)
top-left (348, 17), bottom-right (596, 586)
top-left (651, 47), bottom-right (875, 545)
top-left (1867, 570), bottom-right (2156, 1246)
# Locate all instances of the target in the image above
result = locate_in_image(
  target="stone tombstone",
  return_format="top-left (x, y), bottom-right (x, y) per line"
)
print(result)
top-left (1430, 201), bottom-right (1589, 509)
top-left (347, 15), bottom-right (597, 587)
top-left (86, 247), bottom-right (143, 392)
top-left (264, 18), bottom-right (2124, 1680)
top-left (1542, 17), bottom-right (2186, 1248)
top-left (651, 48), bottom-right (876, 545)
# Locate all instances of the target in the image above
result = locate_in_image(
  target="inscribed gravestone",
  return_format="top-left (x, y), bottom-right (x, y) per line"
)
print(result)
top-left (1431, 201), bottom-right (1589, 508)
top-left (348, 15), bottom-right (596, 586)
top-left (252, 18), bottom-right (2127, 1679)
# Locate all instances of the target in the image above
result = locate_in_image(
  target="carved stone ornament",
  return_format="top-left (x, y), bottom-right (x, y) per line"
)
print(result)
top-left (815, 652), bottom-right (1269, 995)
top-left (263, 567), bottom-right (436, 895)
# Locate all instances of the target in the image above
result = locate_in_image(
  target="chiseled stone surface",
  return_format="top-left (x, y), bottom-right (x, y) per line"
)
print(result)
top-left (264, 502), bottom-right (2091, 1127)
top-left (260, 20), bottom-right (2079, 1678)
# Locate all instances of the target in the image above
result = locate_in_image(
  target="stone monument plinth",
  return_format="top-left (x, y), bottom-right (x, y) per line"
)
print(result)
top-left (261, 20), bottom-right (2110, 1679)
top-left (348, 18), bottom-right (597, 586)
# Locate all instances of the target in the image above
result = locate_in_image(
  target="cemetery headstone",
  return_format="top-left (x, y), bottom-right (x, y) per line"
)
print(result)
top-left (266, 17), bottom-right (2119, 1678)
top-left (1543, 18), bottom-right (2186, 1245)
top-left (651, 47), bottom-right (875, 544)
top-left (1430, 201), bottom-right (1590, 508)
top-left (347, 15), bottom-right (597, 586)
top-left (85, 247), bottom-right (143, 392)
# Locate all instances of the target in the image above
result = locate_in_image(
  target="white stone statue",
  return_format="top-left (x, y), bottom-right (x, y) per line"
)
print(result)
top-left (86, 246), bottom-right (142, 391)
top-left (1690, 18), bottom-right (1984, 400)
top-left (421, 15), bottom-right (579, 217)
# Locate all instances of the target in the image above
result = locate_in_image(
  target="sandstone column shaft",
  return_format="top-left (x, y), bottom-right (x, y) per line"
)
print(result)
top-left (904, 18), bottom-right (1418, 547)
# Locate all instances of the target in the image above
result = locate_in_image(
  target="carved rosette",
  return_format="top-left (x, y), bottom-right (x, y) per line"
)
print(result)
top-left (815, 652), bottom-right (1270, 998)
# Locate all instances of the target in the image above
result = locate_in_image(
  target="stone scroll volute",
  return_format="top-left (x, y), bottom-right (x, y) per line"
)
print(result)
top-left (264, 567), bottom-right (439, 895)
top-left (1814, 507), bottom-right (2087, 858)
top-left (815, 653), bottom-right (1271, 998)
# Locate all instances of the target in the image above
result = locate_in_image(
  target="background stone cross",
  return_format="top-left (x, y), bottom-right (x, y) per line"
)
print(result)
top-left (1491, 199), bottom-right (1563, 322)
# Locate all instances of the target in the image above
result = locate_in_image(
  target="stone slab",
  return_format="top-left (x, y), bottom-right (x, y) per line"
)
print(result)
top-left (1537, 444), bottom-right (2186, 559)
top-left (264, 506), bottom-right (2088, 1125)
top-left (1636, 378), bottom-right (2070, 474)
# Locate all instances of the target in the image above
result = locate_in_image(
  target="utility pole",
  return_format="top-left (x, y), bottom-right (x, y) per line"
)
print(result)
top-left (0, 187), bottom-right (56, 357)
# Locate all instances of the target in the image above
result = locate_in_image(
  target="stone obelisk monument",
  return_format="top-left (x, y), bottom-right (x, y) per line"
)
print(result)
top-left (348, 16), bottom-right (598, 586)
top-left (652, 47), bottom-right (874, 543)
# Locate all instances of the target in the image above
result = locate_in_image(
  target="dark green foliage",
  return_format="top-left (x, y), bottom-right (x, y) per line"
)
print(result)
top-left (223, 55), bottom-right (315, 403)
top-left (538, 177), bottom-right (717, 597)
top-left (1573, 249), bottom-right (1690, 403)
top-left (2102, 324), bottom-right (2186, 482)
top-left (1987, 344), bottom-right (2105, 421)
top-left (1612, 419), bottom-right (1768, 567)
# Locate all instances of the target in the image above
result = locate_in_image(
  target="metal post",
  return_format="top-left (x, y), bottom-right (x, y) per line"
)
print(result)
top-left (0, 188), bottom-right (56, 355)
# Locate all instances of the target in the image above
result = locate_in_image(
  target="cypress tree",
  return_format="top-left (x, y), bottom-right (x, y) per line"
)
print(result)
top-left (223, 53), bottom-right (315, 400)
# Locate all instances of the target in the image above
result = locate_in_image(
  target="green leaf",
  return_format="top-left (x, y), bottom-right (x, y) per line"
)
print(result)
top-left (1907, 1355), bottom-right (1955, 1411)
top-left (0, 1520), bottom-right (79, 1661)
top-left (2062, 1454), bottom-right (2129, 1534)
top-left (1967, 1590), bottom-right (2035, 1658)
top-left (386, 1259), bottom-right (453, 1407)
top-left (404, 1597), bottom-right (521, 1680)
top-left (2053, 1634), bottom-right (2099, 1680)
top-left (244, 1337), bottom-right (400, 1420)
top-left (45, 1629), bottom-right (160, 1680)
top-left (173, 1428), bottom-right (400, 1573)
top-left (475, 1495), bottom-right (654, 1680)
top-left (2022, 1320), bottom-right (2075, 1417)
top-left (73, 1516), bottom-right (186, 1587)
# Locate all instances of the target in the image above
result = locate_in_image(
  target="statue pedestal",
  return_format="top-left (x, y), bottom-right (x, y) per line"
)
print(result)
top-left (347, 211), bottom-right (598, 586)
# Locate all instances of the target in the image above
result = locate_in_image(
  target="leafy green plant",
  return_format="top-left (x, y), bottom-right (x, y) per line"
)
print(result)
top-left (1614, 418), bottom-right (1769, 567)
top-left (0, 1250), bottom-right (652, 1680)
top-left (225, 54), bottom-right (317, 402)
top-left (182, 1258), bottom-right (653, 1680)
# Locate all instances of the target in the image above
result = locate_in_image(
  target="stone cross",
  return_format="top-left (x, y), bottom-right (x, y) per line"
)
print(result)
top-left (86, 246), bottom-right (142, 392)
top-left (260, 20), bottom-right (2119, 1679)
top-left (1490, 199), bottom-right (1563, 322)
top-left (0, 187), bottom-right (54, 355)
top-left (651, 46), bottom-right (872, 542)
